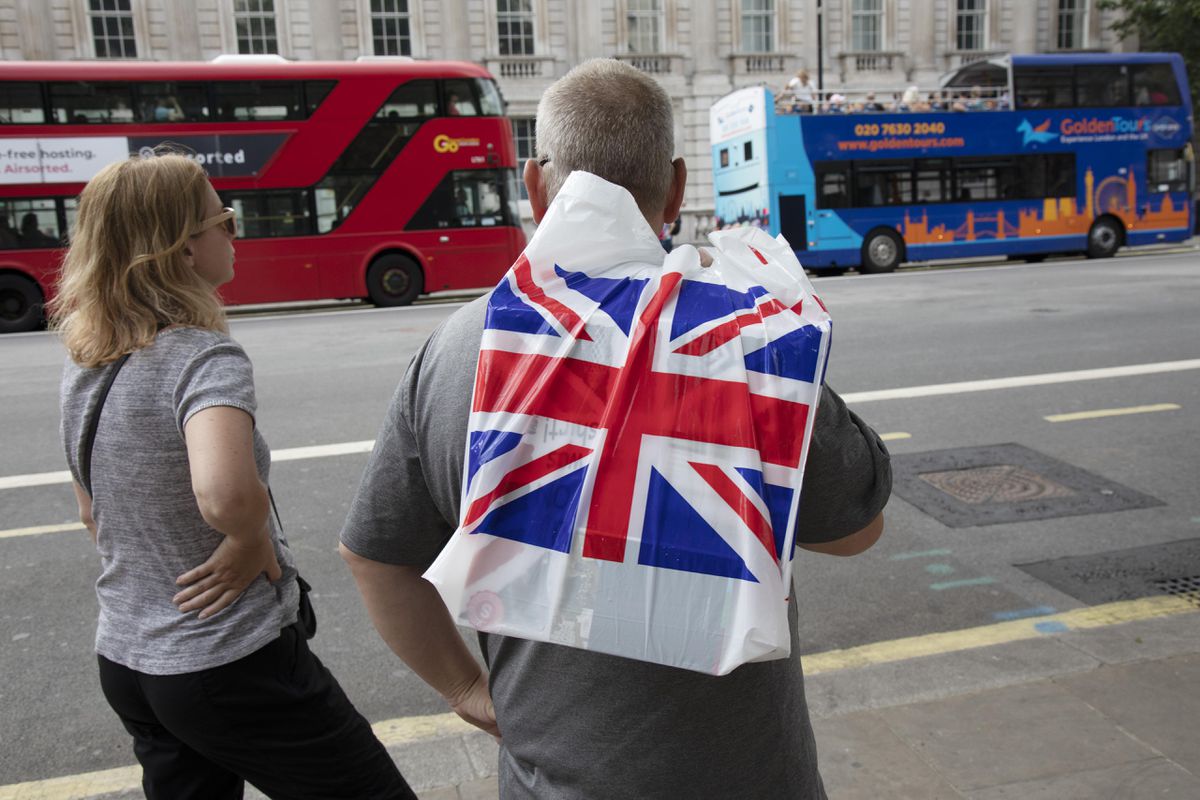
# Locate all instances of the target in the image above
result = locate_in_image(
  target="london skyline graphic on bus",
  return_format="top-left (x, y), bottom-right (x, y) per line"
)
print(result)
top-left (708, 53), bottom-right (1193, 275)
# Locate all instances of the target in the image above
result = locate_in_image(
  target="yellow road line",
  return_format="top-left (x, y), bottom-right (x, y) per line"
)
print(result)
top-left (1044, 403), bottom-right (1181, 423)
top-left (0, 522), bottom-right (86, 540)
top-left (3, 596), bottom-right (1195, 799)
top-left (879, 432), bottom-right (912, 441)
top-left (805, 594), bottom-right (1197, 674)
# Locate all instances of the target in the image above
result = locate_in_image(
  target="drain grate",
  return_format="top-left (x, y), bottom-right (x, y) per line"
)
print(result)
top-left (1018, 539), bottom-right (1200, 605)
top-left (891, 443), bottom-right (1163, 528)
top-left (1153, 575), bottom-right (1200, 608)
top-left (918, 465), bottom-right (1076, 505)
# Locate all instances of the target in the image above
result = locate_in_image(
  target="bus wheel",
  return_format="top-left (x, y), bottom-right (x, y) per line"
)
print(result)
top-left (0, 274), bottom-right (44, 334)
top-left (366, 254), bottom-right (423, 307)
top-left (1086, 218), bottom-right (1122, 259)
top-left (860, 230), bottom-right (903, 274)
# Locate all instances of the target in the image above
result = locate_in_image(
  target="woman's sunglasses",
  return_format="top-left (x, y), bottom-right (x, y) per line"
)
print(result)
top-left (193, 207), bottom-right (238, 238)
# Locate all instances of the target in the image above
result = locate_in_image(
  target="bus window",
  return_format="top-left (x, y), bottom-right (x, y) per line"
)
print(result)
top-left (49, 82), bottom-right (135, 123)
top-left (814, 163), bottom-right (849, 208)
top-left (378, 80), bottom-right (438, 119)
top-left (0, 83), bottom-right (45, 124)
top-left (1147, 149), bottom-right (1188, 193)
top-left (1043, 154), bottom-right (1076, 197)
top-left (1131, 64), bottom-right (1182, 106)
top-left (915, 159), bottom-right (951, 203)
top-left (213, 81), bottom-right (302, 121)
top-left (853, 161), bottom-right (912, 206)
top-left (135, 82), bottom-right (210, 122)
top-left (314, 176), bottom-right (372, 233)
top-left (474, 79), bottom-right (505, 116)
top-left (226, 190), bottom-right (312, 238)
top-left (305, 81), bottom-right (336, 116)
top-left (1075, 65), bottom-right (1130, 108)
top-left (955, 157), bottom-right (1013, 202)
top-left (0, 198), bottom-right (61, 248)
top-left (406, 169), bottom-right (513, 230)
top-left (1014, 66), bottom-right (1073, 109)
top-left (443, 79), bottom-right (480, 116)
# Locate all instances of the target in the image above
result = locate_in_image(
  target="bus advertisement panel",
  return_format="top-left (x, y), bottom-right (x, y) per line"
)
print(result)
top-left (709, 53), bottom-right (1194, 274)
top-left (710, 88), bottom-right (770, 231)
top-left (0, 58), bottom-right (526, 333)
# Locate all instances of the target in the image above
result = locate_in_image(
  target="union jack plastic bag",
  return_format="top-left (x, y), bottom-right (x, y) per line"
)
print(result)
top-left (424, 171), bottom-right (832, 674)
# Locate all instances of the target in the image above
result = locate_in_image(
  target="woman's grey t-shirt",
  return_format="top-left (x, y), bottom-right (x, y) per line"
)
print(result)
top-left (60, 327), bottom-right (299, 676)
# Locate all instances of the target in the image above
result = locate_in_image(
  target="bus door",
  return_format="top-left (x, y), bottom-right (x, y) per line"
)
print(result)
top-left (778, 195), bottom-right (809, 252)
top-left (406, 168), bottom-right (517, 290)
top-left (225, 191), bottom-right (321, 304)
top-left (811, 163), bottom-right (856, 250)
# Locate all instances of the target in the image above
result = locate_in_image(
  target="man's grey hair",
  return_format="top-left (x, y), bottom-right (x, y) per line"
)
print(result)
top-left (535, 59), bottom-right (675, 216)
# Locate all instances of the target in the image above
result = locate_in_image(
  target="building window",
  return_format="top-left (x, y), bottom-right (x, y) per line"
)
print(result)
top-left (89, 0), bottom-right (137, 59)
top-left (235, 0), bottom-right (278, 54)
top-left (1056, 0), bottom-right (1086, 50)
top-left (851, 0), bottom-right (883, 52)
top-left (511, 117), bottom-right (536, 200)
top-left (740, 0), bottom-right (774, 53)
top-left (955, 0), bottom-right (985, 51)
top-left (497, 0), bottom-right (535, 57)
top-left (627, 0), bottom-right (663, 54)
top-left (371, 0), bottom-right (412, 56)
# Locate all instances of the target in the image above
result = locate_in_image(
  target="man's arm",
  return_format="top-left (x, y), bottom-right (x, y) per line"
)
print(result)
top-left (339, 543), bottom-right (499, 739)
top-left (796, 511), bottom-right (883, 557)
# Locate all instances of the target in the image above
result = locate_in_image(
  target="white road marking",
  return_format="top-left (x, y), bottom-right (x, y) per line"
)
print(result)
top-left (3, 359), bottom-right (1197, 494)
top-left (841, 359), bottom-right (1200, 404)
top-left (1044, 403), bottom-right (1180, 423)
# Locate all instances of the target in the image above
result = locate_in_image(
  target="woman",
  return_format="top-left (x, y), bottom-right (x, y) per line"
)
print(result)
top-left (52, 153), bottom-right (415, 800)
top-left (784, 68), bottom-right (817, 113)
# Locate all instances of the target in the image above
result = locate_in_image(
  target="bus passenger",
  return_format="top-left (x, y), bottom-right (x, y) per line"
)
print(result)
top-left (0, 216), bottom-right (18, 248)
top-left (785, 69), bottom-right (817, 113)
top-left (51, 153), bottom-right (417, 800)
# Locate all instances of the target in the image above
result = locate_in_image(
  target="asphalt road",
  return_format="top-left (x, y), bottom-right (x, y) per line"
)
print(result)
top-left (1, 249), bottom-right (1198, 785)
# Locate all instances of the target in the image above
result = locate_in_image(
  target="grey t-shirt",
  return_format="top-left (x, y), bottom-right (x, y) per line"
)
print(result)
top-left (341, 297), bottom-right (891, 800)
top-left (61, 327), bottom-right (298, 676)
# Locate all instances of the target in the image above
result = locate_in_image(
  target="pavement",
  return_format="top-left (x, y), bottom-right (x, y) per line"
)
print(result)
top-left (4, 594), bottom-right (1197, 799)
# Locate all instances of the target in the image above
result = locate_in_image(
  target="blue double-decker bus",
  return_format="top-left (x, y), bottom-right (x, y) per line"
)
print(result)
top-left (709, 53), bottom-right (1194, 273)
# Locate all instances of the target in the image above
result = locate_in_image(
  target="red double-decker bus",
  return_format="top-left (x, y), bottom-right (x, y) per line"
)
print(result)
top-left (0, 56), bottom-right (526, 333)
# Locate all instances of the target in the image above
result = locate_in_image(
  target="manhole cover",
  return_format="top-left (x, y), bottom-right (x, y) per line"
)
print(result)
top-left (1018, 539), bottom-right (1200, 605)
top-left (1153, 575), bottom-right (1200, 608)
top-left (891, 443), bottom-right (1163, 528)
top-left (918, 465), bottom-right (1076, 504)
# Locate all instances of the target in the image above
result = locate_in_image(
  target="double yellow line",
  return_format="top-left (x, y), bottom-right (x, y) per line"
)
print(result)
top-left (2, 594), bottom-right (1195, 800)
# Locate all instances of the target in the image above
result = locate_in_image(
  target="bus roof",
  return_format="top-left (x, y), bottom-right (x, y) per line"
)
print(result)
top-left (944, 52), bottom-right (1185, 87)
top-left (0, 59), bottom-right (494, 82)
top-left (1010, 52), bottom-right (1182, 68)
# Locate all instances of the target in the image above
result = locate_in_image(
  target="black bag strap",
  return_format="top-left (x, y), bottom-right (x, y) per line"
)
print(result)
top-left (79, 353), bottom-right (131, 497)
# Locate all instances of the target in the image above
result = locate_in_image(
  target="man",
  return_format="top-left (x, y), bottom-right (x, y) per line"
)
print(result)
top-left (340, 59), bottom-right (891, 799)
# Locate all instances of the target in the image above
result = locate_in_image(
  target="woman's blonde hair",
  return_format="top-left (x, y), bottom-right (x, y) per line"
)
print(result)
top-left (49, 152), bottom-right (226, 367)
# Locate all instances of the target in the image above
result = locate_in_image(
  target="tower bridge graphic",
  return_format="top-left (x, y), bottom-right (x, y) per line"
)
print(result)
top-left (900, 167), bottom-right (1189, 245)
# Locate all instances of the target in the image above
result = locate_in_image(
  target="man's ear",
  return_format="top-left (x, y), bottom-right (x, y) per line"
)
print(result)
top-left (523, 158), bottom-right (549, 224)
top-left (663, 158), bottom-right (687, 224)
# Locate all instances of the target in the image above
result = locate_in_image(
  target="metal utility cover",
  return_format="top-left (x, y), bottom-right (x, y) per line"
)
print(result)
top-left (1017, 538), bottom-right (1200, 606)
top-left (890, 443), bottom-right (1163, 528)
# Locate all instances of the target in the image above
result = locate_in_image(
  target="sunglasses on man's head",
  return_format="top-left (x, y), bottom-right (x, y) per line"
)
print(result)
top-left (193, 207), bottom-right (238, 238)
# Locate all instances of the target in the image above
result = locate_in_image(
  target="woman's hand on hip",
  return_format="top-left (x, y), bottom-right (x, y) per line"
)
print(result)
top-left (173, 533), bottom-right (283, 619)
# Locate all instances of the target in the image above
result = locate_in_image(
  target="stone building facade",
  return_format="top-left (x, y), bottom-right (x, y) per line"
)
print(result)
top-left (0, 0), bottom-right (1132, 236)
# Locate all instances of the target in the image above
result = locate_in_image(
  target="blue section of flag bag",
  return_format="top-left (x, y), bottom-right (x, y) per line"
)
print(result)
top-left (424, 171), bottom-right (832, 674)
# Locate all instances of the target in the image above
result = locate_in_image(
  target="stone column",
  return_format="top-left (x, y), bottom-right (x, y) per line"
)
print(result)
top-left (160, 3), bottom-right (202, 60)
top-left (1011, 0), bottom-right (1038, 55)
top-left (308, 0), bottom-right (344, 60)
top-left (18, 0), bottom-right (59, 59)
